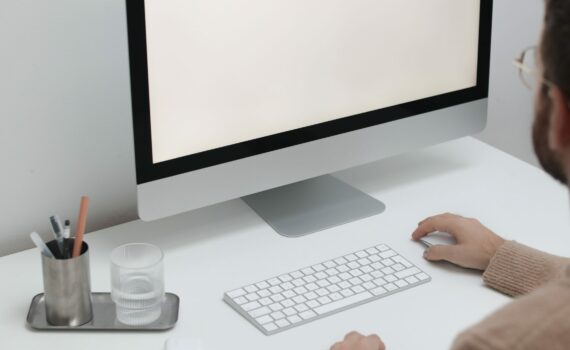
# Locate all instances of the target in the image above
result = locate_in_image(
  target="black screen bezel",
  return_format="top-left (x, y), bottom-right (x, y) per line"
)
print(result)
top-left (126, 0), bottom-right (493, 184)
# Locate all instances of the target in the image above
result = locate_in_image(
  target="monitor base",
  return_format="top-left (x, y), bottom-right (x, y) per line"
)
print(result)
top-left (242, 175), bottom-right (386, 237)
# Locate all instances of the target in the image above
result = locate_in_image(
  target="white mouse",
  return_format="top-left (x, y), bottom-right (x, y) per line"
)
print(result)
top-left (164, 338), bottom-right (203, 350)
top-left (419, 231), bottom-right (457, 247)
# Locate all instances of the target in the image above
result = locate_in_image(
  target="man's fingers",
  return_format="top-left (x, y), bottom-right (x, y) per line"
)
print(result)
top-left (412, 213), bottom-right (463, 240)
top-left (344, 331), bottom-right (363, 342)
top-left (424, 244), bottom-right (457, 262)
top-left (364, 334), bottom-right (384, 349)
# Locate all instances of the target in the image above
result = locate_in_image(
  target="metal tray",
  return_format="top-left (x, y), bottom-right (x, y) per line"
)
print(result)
top-left (26, 292), bottom-right (179, 331)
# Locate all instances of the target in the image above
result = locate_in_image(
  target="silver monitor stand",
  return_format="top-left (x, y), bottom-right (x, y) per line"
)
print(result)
top-left (242, 175), bottom-right (386, 237)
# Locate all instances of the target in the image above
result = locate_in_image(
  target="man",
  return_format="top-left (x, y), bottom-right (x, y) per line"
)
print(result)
top-left (331, 0), bottom-right (570, 349)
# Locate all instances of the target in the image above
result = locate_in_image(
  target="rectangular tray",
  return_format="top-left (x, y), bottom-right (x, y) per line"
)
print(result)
top-left (27, 292), bottom-right (179, 331)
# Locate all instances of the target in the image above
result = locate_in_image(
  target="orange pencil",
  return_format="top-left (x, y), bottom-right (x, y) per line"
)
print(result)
top-left (72, 196), bottom-right (90, 258)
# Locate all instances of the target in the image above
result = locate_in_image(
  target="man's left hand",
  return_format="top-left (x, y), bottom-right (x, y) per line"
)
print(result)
top-left (330, 331), bottom-right (386, 350)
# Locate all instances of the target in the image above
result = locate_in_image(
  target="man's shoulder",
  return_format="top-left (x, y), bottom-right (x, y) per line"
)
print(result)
top-left (452, 278), bottom-right (570, 350)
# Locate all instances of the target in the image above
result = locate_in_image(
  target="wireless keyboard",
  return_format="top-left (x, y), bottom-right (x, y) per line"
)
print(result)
top-left (223, 244), bottom-right (431, 335)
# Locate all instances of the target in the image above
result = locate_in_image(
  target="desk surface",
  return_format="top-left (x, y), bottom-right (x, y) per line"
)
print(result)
top-left (2, 137), bottom-right (570, 350)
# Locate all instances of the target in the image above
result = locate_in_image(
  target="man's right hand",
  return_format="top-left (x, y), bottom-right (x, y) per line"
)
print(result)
top-left (412, 213), bottom-right (506, 270)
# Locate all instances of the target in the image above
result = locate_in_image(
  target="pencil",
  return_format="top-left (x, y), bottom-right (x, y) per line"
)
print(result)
top-left (72, 196), bottom-right (90, 258)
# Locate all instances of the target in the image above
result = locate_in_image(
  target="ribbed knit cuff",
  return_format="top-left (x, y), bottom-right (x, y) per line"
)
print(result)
top-left (483, 241), bottom-right (555, 297)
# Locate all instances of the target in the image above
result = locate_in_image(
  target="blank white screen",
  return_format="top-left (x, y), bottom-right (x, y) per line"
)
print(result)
top-left (145, 0), bottom-right (480, 163)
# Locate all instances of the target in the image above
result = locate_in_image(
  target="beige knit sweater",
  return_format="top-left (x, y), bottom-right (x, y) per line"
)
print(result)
top-left (451, 241), bottom-right (570, 349)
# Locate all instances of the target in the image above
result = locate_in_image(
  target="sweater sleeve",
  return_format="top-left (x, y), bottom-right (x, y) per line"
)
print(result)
top-left (482, 241), bottom-right (570, 297)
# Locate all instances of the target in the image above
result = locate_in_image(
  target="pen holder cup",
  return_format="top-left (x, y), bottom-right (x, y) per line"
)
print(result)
top-left (41, 240), bottom-right (93, 326)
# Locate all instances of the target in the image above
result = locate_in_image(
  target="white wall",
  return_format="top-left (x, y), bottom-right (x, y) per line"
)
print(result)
top-left (476, 0), bottom-right (544, 166)
top-left (0, 0), bottom-right (545, 257)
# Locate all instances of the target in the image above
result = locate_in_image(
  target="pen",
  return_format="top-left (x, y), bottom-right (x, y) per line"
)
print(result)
top-left (30, 232), bottom-right (55, 259)
top-left (72, 196), bottom-right (90, 258)
top-left (49, 215), bottom-right (65, 258)
top-left (63, 220), bottom-right (71, 239)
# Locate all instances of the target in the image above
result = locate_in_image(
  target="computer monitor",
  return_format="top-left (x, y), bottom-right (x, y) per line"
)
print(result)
top-left (126, 0), bottom-right (492, 236)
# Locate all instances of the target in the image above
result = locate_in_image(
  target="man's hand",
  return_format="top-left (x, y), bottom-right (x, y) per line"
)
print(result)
top-left (330, 331), bottom-right (385, 350)
top-left (412, 213), bottom-right (506, 270)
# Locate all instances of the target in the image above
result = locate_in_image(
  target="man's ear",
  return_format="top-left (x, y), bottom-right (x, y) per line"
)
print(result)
top-left (548, 86), bottom-right (570, 151)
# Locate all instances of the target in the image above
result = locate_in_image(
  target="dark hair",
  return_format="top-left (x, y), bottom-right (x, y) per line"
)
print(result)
top-left (541, 0), bottom-right (570, 99)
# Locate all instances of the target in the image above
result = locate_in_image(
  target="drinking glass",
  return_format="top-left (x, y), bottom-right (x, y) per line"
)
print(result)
top-left (110, 243), bottom-right (164, 325)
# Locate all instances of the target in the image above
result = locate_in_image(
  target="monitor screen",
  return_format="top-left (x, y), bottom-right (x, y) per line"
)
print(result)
top-left (127, 0), bottom-right (491, 183)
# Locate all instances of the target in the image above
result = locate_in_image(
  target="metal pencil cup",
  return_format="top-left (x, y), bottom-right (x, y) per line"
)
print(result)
top-left (41, 240), bottom-right (93, 326)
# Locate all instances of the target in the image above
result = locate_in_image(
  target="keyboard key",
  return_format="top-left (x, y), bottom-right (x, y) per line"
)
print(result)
top-left (323, 260), bottom-right (337, 268)
top-left (318, 296), bottom-right (332, 304)
top-left (355, 250), bottom-right (368, 258)
top-left (303, 275), bottom-right (317, 283)
top-left (406, 276), bottom-right (419, 284)
top-left (371, 286), bottom-right (387, 296)
top-left (316, 288), bottom-right (329, 296)
top-left (366, 247), bottom-right (379, 255)
top-left (360, 274), bottom-right (373, 282)
top-left (347, 261), bottom-right (359, 269)
top-left (301, 267), bottom-right (315, 275)
top-left (292, 279), bottom-right (305, 287)
top-left (244, 285), bottom-right (258, 293)
top-left (328, 276), bottom-right (342, 284)
top-left (271, 311), bottom-right (285, 320)
top-left (290, 271), bottom-right (304, 279)
top-left (282, 290), bottom-right (295, 298)
top-left (351, 285), bottom-right (365, 294)
top-left (271, 294), bottom-right (284, 302)
top-left (282, 282), bottom-right (295, 290)
top-left (246, 293), bottom-right (260, 301)
top-left (395, 280), bottom-right (408, 288)
top-left (384, 274), bottom-right (397, 282)
top-left (340, 289), bottom-right (354, 297)
top-left (295, 304), bottom-right (309, 312)
top-left (373, 278), bottom-right (386, 286)
top-left (330, 292), bottom-right (342, 301)
top-left (417, 273), bottom-right (430, 280)
top-left (371, 271), bottom-right (383, 278)
top-left (345, 254), bottom-right (358, 261)
top-left (393, 263), bottom-right (405, 271)
top-left (339, 272), bottom-right (352, 280)
top-left (395, 267), bottom-right (420, 279)
top-left (337, 265), bottom-right (350, 272)
top-left (362, 282), bottom-right (376, 290)
top-left (283, 307), bottom-right (296, 316)
top-left (380, 250), bottom-right (396, 258)
top-left (358, 258), bottom-right (371, 265)
top-left (312, 263), bottom-right (326, 271)
top-left (314, 271), bottom-right (328, 279)
top-left (299, 310), bottom-right (317, 320)
top-left (339, 281), bottom-right (351, 289)
top-left (306, 300), bottom-right (320, 308)
top-left (263, 322), bottom-right (278, 332)
top-left (349, 269), bottom-right (363, 277)
top-left (393, 256), bottom-right (413, 267)
top-left (361, 265), bottom-right (373, 273)
top-left (256, 281), bottom-right (270, 289)
top-left (381, 259), bottom-right (394, 266)
top-left (250, 306), bottom-right (271, 318)
top-left (227, 288), bottom-right (246, 298)
top-left (376, 244), bottom-right (389, 251)
top-left (335, 257), bottom-right (348, 265)
top-left (306, 282), bottom-right (319, 291)
top-left (268, 278), bottom-right (281, 286)
top-left (326, 268), bottom-right (339, 276)
top-left (305, 291), bottom-right (318, 300)
top-left (258, 289), bottom-right (271, 297)
top-left (317, 279), bottom-right (330, 287)
top-left (381, 267), bottom-right (395, 274)
top-left (281, 299), bottom-right (295, 308)
top-left (327, 284), bottom-right (341, 293)
top-left (315, 292), bottom-right (372, 315)
top-left (293, 295), bottom-right (307, 304)
top-left (288, 315), bottom-right (302, 324)
top-left (294, 286), bottom-right (308, 295)
top-left (270, 303), bottom-right (284, 311)
top-left (279, 274), bottom-right (292, 282)
top-left (256, 315), bottom-right (273, 325)
top-left (275, 319), bottom-right (290, 328)
top-left (234, 296), bottom-right (247, 305)
top-left (349, 277), bottom-right (363, 285)
top-left (385, 283), bottom-right (397, 291)
top-left (269, 286), bottom-right (283, 294)
top-left (259, 297), bottom-right (272, 306)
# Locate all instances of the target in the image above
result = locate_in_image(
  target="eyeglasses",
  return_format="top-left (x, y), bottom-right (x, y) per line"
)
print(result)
top-left (513, 46), bottom-right (555, 90)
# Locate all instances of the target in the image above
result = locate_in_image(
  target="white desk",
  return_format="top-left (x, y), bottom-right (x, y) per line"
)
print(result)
top-left (2, 137), bottom-right (570, 349)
